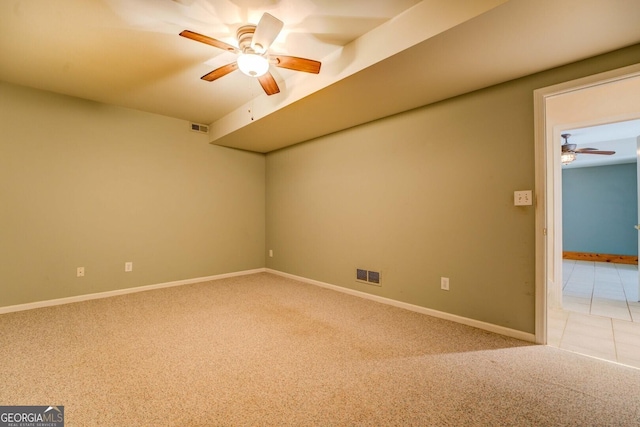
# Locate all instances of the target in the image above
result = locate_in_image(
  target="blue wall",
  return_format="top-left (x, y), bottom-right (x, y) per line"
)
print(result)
top-left (562, 163), bottom-right (638, 255)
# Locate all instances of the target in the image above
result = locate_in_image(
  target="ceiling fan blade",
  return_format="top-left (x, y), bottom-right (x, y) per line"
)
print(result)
top-left (576, 147), bottom-right (599, 151)
top-left (201, 62), bottom-right (238, 82)
top-left (180, 30), bottom-right (239, 53)
top-left (273, 55), bottom-right (321, 74)
top-left (257, 72), bottom-right (280, 95)
top-left (251, 13), bottom-right (283, 53)
top-left (578, 150), bottom-right (616, 155)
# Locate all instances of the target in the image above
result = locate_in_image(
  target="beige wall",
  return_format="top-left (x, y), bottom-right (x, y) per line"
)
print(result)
top-left (266, 45), bottom-right (640, 334)
top-left (2, 44), bottom-right (639, 332)
top-left (0, 82), bottom-right (265, 307)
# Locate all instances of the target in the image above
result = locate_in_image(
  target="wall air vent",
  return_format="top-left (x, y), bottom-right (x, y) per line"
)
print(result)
top-left (190, 123), bottom-right (209, 134)
top-left (367, 270), bottom-right (380, 285)
top-left (356, 268), bottom-right (381, 286)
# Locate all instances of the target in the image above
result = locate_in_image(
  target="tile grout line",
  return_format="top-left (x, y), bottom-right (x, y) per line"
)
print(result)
top-left (615, 262), bottom-right (637, 321)
top-left (558, 312), bottom-right (569, 348)
top-left (589, 273), bottom-right (595, 316)
top-left (609, 317), bottom-right (620, 363)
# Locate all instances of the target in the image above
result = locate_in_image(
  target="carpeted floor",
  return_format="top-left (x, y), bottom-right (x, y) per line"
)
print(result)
top-left (1, 272), bottom-right (639, 426)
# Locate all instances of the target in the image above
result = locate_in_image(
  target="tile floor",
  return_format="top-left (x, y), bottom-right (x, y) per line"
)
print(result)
top-left (547, 260), bottom-right (640, 369)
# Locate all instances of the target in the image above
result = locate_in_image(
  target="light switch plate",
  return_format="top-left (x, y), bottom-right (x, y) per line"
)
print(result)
top-left (514, 190), bottom-right (532, 206)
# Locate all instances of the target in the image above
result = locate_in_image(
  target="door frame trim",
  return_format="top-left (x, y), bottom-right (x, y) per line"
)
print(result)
top-left (533, 63), bottom-right (640, 344)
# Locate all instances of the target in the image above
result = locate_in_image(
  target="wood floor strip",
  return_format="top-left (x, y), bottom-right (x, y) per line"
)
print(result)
top-left (563, 251), bottom-right (638, 265)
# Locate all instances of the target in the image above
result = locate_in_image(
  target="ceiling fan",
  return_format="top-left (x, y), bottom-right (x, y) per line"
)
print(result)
top-left (180, 13), bottom-right (321, 95)
top-left (561, 133), bottom-right (615, 165)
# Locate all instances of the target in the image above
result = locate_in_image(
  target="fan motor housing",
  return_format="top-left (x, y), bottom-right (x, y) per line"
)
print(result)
top-left (237, 25), bottom-right (257, 52)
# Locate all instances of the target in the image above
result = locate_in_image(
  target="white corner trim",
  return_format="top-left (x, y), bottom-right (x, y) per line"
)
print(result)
top-left (0, 268), bottom-right (267, 315)
top-left (267, 269), bottom-right (536, 343)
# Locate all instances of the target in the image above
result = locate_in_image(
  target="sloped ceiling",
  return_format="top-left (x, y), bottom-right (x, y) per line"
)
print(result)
top-left (1, 0), bottom-right (640, 153)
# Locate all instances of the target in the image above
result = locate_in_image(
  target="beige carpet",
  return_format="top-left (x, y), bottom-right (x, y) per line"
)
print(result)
top-left (1, 272), bottom-right (639, 426)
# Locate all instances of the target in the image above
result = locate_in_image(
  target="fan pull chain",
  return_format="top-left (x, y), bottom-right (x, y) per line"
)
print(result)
top-left (249, 84), bottom-right (255, 121)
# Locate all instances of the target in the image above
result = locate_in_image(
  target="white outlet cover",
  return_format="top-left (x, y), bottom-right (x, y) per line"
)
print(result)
top-left (514, 190), bottom-right (532, 206)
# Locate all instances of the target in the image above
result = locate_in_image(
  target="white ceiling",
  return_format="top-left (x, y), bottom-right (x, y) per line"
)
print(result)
top-left (2, 0), bottom-right (640, 153)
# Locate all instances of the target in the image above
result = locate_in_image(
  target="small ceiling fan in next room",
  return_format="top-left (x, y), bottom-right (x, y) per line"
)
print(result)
top-left (180, 12), bottom-right (321, 95)
top-left (561, 133), bottom-right (615, 165)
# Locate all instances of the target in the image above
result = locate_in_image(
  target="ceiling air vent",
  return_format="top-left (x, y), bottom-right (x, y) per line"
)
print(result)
top-left (190, 123), bottom-right (209, 134)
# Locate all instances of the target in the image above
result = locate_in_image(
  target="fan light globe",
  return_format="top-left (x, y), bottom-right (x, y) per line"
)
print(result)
top-left (561, 152), bottom-right (577, 165)
top-left (237, 53), bottom-right (269, 77)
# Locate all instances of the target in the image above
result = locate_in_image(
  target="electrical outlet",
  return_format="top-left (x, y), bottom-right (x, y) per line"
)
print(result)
top-left (514, 190), bottom-right (532, 206)
top-left (269, 249), bottom-right (273, 258)
top-left (441, 277), bottom-right (449, 291)
top-left (125, 262), bottom-right (133, 272)
top-left (77, 267), bottom-right (85, 277)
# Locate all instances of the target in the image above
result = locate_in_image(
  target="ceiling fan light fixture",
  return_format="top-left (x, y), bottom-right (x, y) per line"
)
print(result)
top-left (237, 53), bottom-right (269, 77)
top-left (180, 13), bottom-right (319, 96)
top-left (561, 151), bottom-right (577, 165)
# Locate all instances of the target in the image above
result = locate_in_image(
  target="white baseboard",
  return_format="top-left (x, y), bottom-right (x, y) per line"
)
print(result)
top-left (267, 269), bottom-right (536, 343)
top-left (1, 268), bottom-right (537, 343)
top-left (0, 268), bottom-right (267, 315)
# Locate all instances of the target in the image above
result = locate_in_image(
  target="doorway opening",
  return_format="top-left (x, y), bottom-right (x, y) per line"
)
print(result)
top-left (534, 63), bottom-right (640, 367)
